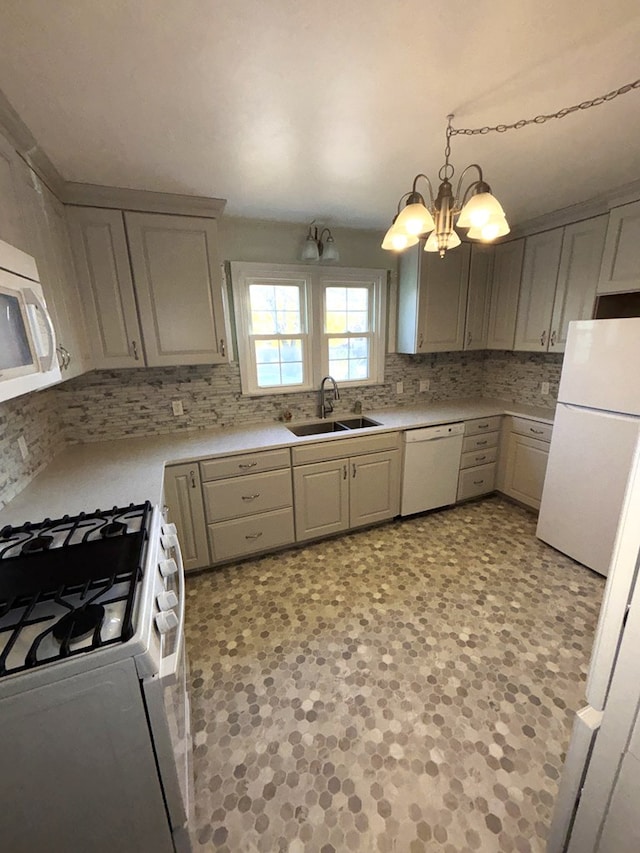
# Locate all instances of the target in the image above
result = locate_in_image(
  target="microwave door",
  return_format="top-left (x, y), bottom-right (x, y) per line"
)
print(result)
top-left (0, 287), bottom-right (39, 379)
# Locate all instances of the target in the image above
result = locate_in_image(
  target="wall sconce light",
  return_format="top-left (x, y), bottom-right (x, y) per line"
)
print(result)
top-left (301, 221), bottom-right (340, 263)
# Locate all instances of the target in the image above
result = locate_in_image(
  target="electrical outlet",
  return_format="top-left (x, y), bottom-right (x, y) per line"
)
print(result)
top-left (172, 400), bottom-right (184, 416)
top-left (419, 379), bottom-right (430, 392)
top-left (396, 381), bottom-right (404, 394)
top-left (17, 435), bottom-right (29, 460)
top-left (541, 381), bottom-right (550, 396)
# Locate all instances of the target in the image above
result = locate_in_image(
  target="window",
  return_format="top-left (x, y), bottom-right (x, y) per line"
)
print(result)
top-left (231, 263), bottom-right (386, 396)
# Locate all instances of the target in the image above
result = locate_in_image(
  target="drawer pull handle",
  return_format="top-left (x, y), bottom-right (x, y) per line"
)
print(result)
top-left (477, 424), bottom-right (489, 429)
top-left (540, 330), bottom-right (547, 347)
top-left (476, 455), bottom-right (487, 462)
top-left (220, 338), bottom-right (226, 358)
top-left (190, 469), bottom-right (197, 489)
top-left (242, 493), bottom-right (260, 501)
top-left (245, 532), bottom-right (263, 540)
top-left (132, 340), bottom-right (139, 361)
top-left (473, 479), bottom-right (485, 485)
top-left (550, 330), bottom-right (556, 347)
top-left (476, 440), bottom-right (488, 446)
top-left (530, 428), bottom-right (544, 435)
top-left (352, 463), bottom-right (357, 478)
top-left (343, 464), bottom-right (347, 480)
top-left (239, 461), bottom-right (258, 469)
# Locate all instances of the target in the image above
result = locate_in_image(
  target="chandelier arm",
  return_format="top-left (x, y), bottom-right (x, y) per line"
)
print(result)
top-left (396, 191), bottom-right (413, 215)
top-left (410, 174), bottom-right (435, 209)
top-left (453, 164), bottom-right (484, 208)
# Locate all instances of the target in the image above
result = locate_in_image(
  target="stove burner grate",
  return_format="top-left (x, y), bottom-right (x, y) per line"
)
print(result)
top-left (53, 604), bottom-right (106, 643)
top-left (21, 535), bottom-right (54, 555)
top-left (100, 521), bottom-right (128, 539)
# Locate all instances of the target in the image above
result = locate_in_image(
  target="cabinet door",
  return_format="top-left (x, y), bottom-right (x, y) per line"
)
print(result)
top-left (514, 229), bottom-right (564, 352)
top-left (396, 245), bottom-right (421, 353)
top-left (164, 464), bottom-right (210, 572)
top-left (502, 433), bottom-right (550, 510)
top-left (549, 216), bottom-right (607, 352)
top-left (293, 459), bottom-right (349, 542)
top-left (420, 242), bottom-right (471, 352)
top-left (486, 239), bottom-right (524, 350)
top-left (464, 244), bottom-right (494, 350)
top-left (125, 212), bottom-right (228, 366)
top-left (350, 450), bottom-right (400, 528)
top-left (0, 130), bottom-right (29, 251)
top-left (67, 206), bottom-right (143, 369)
top-left (597, 201), bottom-right (640, 294)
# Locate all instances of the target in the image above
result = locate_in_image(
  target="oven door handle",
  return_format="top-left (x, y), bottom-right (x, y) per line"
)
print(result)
top-left (159, 534), bottom-right (186, 683)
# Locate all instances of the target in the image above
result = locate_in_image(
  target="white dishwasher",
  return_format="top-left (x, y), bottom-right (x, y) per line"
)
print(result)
top-left (401, 423), bottom-right (465, 515)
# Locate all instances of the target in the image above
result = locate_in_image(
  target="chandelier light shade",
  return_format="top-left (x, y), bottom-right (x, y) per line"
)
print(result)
top-left (382, 114), bottom-right (509, 258)
top-left (301, 222), bottom-right (340, 263)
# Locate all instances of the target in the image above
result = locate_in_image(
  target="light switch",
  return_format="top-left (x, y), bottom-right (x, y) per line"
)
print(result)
top-left (541, 382), bottom-right (550, 396)
top-left (396, 381), bottom-right (404, 394)
top-left (172, 400), bottom-right (184, 416)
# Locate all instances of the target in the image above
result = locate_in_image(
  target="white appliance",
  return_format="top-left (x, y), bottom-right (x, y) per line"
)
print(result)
top-left (401, 422), bottom-right (464, 515)
top-left (547, 437), bottom-right (640, 852)
top-left (0, 237), bottom-right (60, 402)
top-left (0, 502), bottom-right (193, 853)
top-left (537, 318), bottom-right (640, 576)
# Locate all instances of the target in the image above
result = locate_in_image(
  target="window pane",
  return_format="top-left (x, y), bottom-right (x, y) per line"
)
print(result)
top-left (326, 311), bottom-right (347, 333)
top-left (350, 359), bottom-right (368, 379)
top-left (349, 337), bottom-right (369, 359)
top-left (249, 284), bottom-right (275, 311)
top-left (275, 286), bottom-right (300, 312)
top-left (347, 312), bottom-right (368, 333)
top-left (254, 340), bottom-right (280, 364)
top-left (276, 311), bottom-right (301, 334)
top-left (280, 362), bottom-right (303, 384)
top-left (328, 359), bottom-right (349, 381)
top-left (347, 288), bottom-right (369, 311)
top-left (252, 311), bottom-right (277, 334)
top-left (280, 339), bottom-right (302, 362)
top-left (250, 284), bottom-right (302, 335)
top-left (328, 338), bottom-right (349, 360)
top-left (326, 287), bottom-right (347, 312)
top-left (256, 363), bottom-right (281, 387)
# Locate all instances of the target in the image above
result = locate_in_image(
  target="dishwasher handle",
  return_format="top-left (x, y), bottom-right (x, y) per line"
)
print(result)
top-left (403, 422), bottom-right (465, 443)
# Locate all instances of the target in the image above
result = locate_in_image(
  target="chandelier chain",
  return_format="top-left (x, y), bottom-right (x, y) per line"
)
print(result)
top-left (449, 78), bottom-right (640, 136)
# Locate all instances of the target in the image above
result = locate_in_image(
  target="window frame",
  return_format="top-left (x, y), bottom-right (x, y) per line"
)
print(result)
top-left (230, 262), bottom-right (387, 396)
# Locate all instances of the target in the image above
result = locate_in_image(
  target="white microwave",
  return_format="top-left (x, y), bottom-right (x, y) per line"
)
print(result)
top-left (0, 237), bottom-right (61, 403)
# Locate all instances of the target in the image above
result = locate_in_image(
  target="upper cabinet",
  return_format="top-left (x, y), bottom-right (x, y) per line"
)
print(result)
top-left (0, 130), bottom-right (29, 252)
top-left (514, 229), bottom-right (564, 352)
top-left (597, 201), bottom-right (640, 294)
top-left (514, 216), bottom-right (607, 353)
top-left (397, 242), bottom-right (471, 353)
top-left (486, 239), bottom-right (524, 350)
top-left (67, 207), bottom-right (143, 369)
top-left (550, 216), bottom-right (607, 352)
top-left (68, 207), bottom-right (229, 369)
top-left (464, 244), bottom-right (494, 351)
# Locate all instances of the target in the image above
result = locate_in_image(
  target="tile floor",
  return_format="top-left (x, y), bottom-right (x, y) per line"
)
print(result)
top-left (185, 496), bottom-right (604, 852)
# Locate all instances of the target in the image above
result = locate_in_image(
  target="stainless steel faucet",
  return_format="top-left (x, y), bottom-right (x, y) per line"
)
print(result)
top-left (319, 376), bottom-right (340, 419)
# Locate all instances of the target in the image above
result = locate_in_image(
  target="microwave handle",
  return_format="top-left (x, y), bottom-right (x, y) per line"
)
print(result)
top-left (24, 286), bottom-right (57, 372)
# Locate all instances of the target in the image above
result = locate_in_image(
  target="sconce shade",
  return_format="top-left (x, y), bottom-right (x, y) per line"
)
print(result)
top-left (301, 234), bottom-right (320, 261)
top-left (457, 191), bottom-right (506, 229)
top-left (322, 236), bottom-right (340, 262)
top-left (394, 202), bottom-right (435, 237)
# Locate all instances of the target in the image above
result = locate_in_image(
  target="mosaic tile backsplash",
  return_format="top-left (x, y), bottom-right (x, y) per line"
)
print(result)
top-left (0, 350), bottom-right (560, 506)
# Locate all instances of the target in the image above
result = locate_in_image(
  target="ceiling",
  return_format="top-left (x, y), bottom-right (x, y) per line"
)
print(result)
top-left (0, 1), bottom-right (639, 232)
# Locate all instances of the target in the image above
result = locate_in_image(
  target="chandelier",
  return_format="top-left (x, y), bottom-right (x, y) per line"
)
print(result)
top-left (382, 115), bottom-right (508, 259)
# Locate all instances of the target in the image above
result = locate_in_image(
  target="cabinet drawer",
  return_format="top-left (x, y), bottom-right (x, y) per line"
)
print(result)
top-left (208, 507), bottom-right (295, 562)
top-left (292, 432), bottom-right (400, 466)
top-left (457, 463), bottom-right (496, 501)
top-left (464, 416), bottom-right (501, 436)
top-left (203, 468), bottom-right (292, 522)
top-left (200, 448), bottom-right (291, 481)
top-left (459, 447), bottom-right (498, 470)
top-left (462, 431), bottom-right (499, 453)
top-left (510, 417), bottom-right (553, 443)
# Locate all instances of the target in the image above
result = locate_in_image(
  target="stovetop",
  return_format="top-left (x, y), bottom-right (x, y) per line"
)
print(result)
top-left (0, 502), bottom-right (152, 678)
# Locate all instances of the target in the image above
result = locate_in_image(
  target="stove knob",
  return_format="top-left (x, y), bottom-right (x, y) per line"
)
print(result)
top-left (157, 590), bottom-right (179, 611)
top-left (162, 523), bottom-right (178, 536)
top-left (155, 609), bottom-right (179, 634)
top-left (161, 533), bottom-right (179, 550)
top-left (159, 558), bottom-right (178, 577)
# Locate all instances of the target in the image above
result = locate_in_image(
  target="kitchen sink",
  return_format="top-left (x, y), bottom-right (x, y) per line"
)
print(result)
top-left (287, 416), bottom-right (380, 437)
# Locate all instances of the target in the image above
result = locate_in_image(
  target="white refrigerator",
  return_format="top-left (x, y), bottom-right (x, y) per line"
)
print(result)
top-left (547, 433), bottom-right (640, 852)
top-left (537, 318), bottom-right (640, 577)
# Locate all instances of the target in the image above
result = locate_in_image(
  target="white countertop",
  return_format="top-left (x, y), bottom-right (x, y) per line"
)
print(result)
top-left (0, 397), bottom-right (554, 526)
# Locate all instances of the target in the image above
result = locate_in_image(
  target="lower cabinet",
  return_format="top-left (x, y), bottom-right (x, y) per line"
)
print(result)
top-left (497, 417), bottom-right (553, 510)
top-left (457, 417), bottom-right (501, 501)
top-left (293, 434), bottom-right (401, 543)
top-left (201, 448), bottom-right (295, 563)
top-left (163, 464), bottom-right (210, 572)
